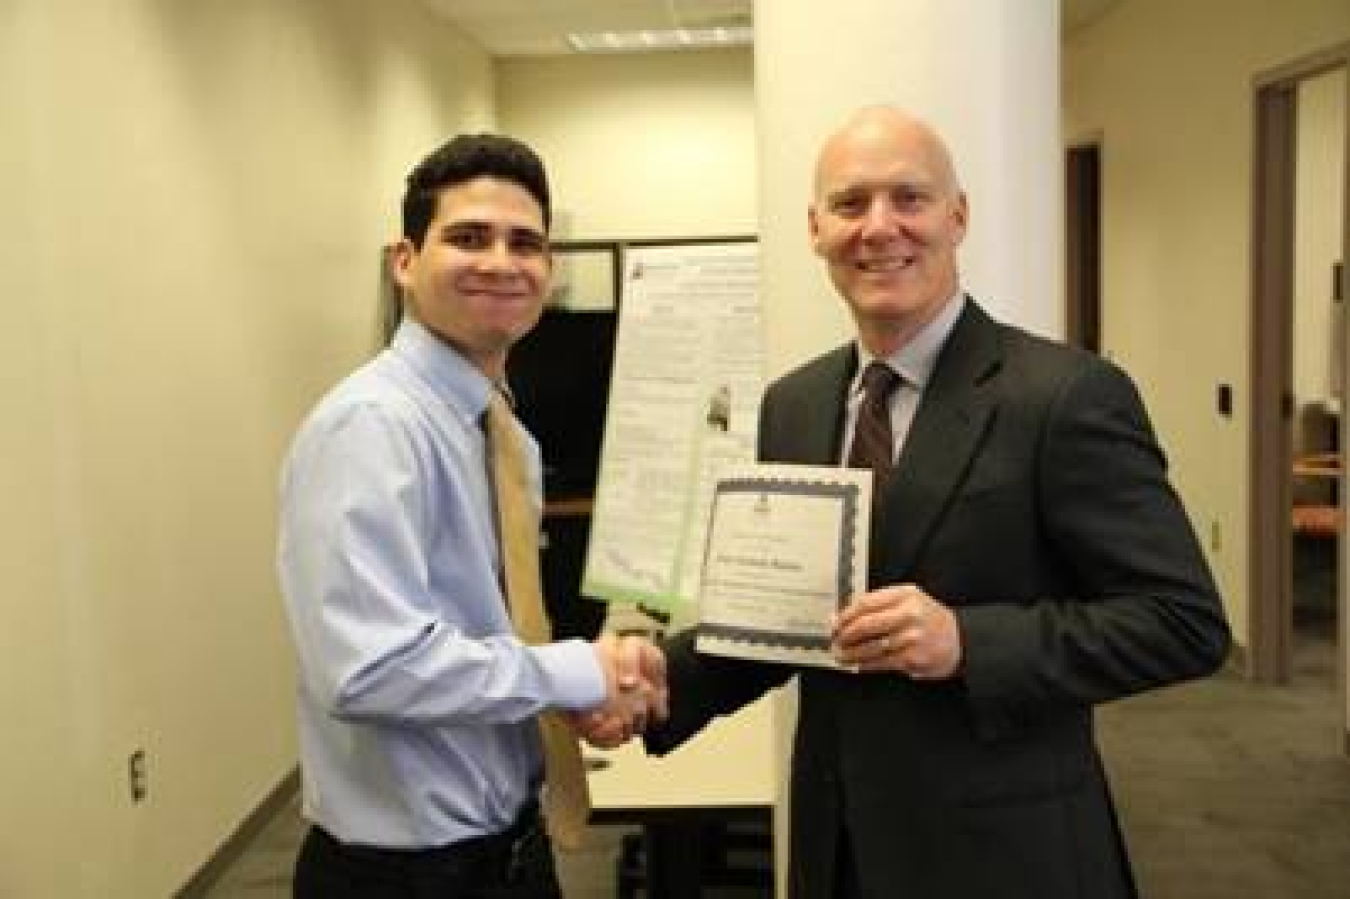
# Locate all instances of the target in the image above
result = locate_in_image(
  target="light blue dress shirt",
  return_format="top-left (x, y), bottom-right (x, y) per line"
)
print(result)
top-left (278, 317), bottom-right (605, 848)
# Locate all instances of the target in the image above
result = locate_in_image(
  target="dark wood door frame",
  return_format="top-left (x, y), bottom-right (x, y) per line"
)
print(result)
top-left (1249, 77), bottom-right (1297, 684)
top-left (1249, 44), bottom-right (1350, 687)
top-left (1067, 141), bottom-right (1102, 353)
top-left (1069, 140), bottom-right (1101, 350)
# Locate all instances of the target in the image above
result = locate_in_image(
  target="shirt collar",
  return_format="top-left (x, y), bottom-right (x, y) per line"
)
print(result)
top-left (854, 291), bottom-right (965, 392)
top-left (389, 317), bottom-right (495, 419)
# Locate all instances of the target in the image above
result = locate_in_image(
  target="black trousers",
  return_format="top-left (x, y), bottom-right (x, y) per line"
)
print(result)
top-left (833, 824), bottom-right (864, 899)
top-left (293, 805), bottom-right (562, 899)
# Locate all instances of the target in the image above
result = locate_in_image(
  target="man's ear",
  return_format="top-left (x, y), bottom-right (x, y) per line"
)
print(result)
top-left (951, 193), bottom-right (970, 244)
top-left (390, 238), bottom-right (416, 290)
top-left (808, 204), bottom-right (824, 257)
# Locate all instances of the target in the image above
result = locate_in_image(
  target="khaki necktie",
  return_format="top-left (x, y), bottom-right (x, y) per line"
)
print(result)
top-left (847, 361), bottom-right (902, 494)
top-left (485, 390), bottom-right (591, 849)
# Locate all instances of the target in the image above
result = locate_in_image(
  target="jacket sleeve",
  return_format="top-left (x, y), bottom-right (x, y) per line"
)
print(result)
top-left (956, 360), bottom-right (1230, 740)
top-left (644, 627), bottom-right (793, 754)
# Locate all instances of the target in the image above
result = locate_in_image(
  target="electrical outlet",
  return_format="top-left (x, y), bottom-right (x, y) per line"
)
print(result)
top-left (1210, 520), bottom-right (1222, 553)
top-left (128, 749), bottom-right (147, 802)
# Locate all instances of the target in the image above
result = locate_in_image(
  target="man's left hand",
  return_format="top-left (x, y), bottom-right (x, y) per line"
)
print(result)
top-left (831, 584), bottom-right (963, 679)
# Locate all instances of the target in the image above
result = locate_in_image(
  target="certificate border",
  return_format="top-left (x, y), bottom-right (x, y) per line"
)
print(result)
top-left (698, 475), bottom-right (861, 652)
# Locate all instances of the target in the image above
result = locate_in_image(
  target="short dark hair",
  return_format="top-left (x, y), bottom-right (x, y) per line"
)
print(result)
top-left (400, 133), bottom-right (551, 248)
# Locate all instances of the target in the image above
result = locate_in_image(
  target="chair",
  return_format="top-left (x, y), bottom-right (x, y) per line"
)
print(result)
top-left (1292, 502), bottom-right (1339, 538)
top-left (1291, 451), bottom-right (1341, 538)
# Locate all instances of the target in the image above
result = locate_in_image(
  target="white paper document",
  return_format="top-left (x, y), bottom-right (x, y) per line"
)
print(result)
top-left (583, 242), bottom-right (762, 612)
top-left (696, 464), bottom-right (871, 667)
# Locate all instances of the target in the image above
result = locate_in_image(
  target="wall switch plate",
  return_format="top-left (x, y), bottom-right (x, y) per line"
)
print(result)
top-left (1217, 383), bottom-right (1232, 416)
top-left (128, 749), bottom-right (147, 802)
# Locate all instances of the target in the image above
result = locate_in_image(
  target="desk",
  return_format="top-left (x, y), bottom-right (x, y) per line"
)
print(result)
top-left (587, 695), bottom-right (776, 897)
top-left (1293, 451), bottom-right (1341, 479)
top-left (544, 496), bottom-right (594, 518)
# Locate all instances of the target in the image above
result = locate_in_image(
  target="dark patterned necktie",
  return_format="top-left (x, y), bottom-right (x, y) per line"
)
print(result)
top-left (847, 361), bottom-right (902, 494)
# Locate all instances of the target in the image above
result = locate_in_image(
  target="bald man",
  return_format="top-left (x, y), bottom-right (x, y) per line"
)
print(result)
top-left (628, 107), bottom-right (1230, 898)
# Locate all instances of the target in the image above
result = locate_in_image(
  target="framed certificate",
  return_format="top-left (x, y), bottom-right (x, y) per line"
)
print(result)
top-left (696, 464), bottom-right (871, 667)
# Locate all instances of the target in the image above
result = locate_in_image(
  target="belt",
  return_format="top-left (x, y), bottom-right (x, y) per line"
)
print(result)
top-left (313, 801), bottom-right (547, 885)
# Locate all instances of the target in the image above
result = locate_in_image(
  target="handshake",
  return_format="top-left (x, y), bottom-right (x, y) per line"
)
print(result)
top-left (571, 632), bottom-right (669, 749)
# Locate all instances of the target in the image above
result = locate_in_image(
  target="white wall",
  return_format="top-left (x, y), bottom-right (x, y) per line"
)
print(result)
top-left (496, 48), bottom-right (757, 240)
top-left (1292, 69), bottom-right (1347, 442)
top-left (754, 0), bottom-right (1060, 378)
top-left (0, 1), bottom-right (494, 896)
top-left (1063, 0), bottom-right (1350, 655)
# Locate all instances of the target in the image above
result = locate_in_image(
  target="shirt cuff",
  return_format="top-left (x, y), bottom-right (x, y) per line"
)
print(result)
top-left (532, 638), bottom-right (607, 711)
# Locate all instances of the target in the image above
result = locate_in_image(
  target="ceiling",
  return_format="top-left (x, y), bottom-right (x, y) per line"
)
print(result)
top-left (421, 0), bottom-right (1127, 58)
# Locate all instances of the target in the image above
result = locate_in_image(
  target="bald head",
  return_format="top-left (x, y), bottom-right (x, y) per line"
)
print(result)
top-left (807, 105), bottom-right (969, 356)
top-left (813, 106), bottom-right (961, 202)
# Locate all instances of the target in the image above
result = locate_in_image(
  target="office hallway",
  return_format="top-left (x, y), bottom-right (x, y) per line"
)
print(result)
top-left (195, 621), bottom-right (1350, 899)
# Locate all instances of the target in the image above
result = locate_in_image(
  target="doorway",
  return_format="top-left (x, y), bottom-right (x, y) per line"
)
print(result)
top-left (1249, 45), bottom-right (1348, 709)
top-left (1066, 141), bottom-right (1102, 353)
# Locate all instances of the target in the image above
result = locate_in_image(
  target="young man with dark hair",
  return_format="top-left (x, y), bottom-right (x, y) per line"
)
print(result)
top-left (279, 133), bottom-right (661, 898)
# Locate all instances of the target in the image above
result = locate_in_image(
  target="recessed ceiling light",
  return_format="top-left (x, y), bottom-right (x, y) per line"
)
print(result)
top-left (567, 25), bottom-right (752, 53)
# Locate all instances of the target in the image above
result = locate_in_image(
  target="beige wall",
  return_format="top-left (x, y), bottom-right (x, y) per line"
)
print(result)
top-left (0, 4), bottom-right (74, 894)
top-left (1063, 0), bottom-right (1350, 653)
top-left (496, 48), bottom-right (757, 240)
top-left (0, 1), bottom-right (493, 896)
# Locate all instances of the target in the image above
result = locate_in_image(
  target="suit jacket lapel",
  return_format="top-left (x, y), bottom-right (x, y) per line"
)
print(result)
top-left (769, 344), bottom-right (855, 466)
top-left (878, 300), bottom-right (1002, 575)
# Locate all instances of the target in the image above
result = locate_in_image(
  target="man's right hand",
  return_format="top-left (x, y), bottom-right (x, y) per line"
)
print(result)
top-left (572, 633), bottom-right (668, 749)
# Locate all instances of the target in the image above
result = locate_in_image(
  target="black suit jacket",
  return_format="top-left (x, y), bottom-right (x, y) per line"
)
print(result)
top-left (647, 299), bottom-right (1229, 899)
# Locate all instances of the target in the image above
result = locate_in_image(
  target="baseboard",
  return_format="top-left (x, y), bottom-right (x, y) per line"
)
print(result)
top-left (1227, 639), bottom-right (1248, 677)
top-left (176, 766), bottom-right (301, 898)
